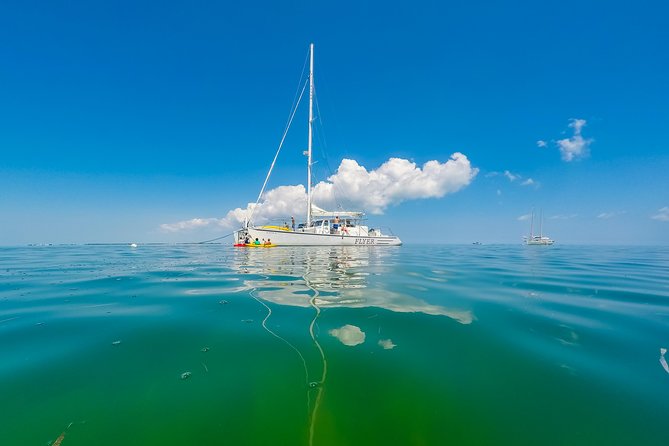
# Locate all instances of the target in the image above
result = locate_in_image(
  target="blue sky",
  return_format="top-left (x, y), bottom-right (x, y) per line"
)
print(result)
top-left (1, 0), bottom-right (667, 244)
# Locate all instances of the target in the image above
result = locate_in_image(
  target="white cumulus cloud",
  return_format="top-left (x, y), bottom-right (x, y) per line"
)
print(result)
top-left (537, 140), bottom-right (547, 148)
top-left (517, 213), bottom-right (532, 221)
top-left (160, 185), bottom-right (308, 233)
top-left (652, 207), bottom-right (669, 221)
top-left (312, 153), bottom-right (478, 214)
top-left (159, 154), bottom-right (478, 231)
top-left (521, 178), bottom-right (535, 186)
top-left (557, 118), bottom-right (593, 162)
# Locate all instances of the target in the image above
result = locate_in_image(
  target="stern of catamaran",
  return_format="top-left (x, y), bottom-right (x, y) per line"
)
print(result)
top-left (233, 226), bottom-right (249, 245)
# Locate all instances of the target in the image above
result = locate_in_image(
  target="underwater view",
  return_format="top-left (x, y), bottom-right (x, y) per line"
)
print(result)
top-left (1, 244), bottom-right (668, 445)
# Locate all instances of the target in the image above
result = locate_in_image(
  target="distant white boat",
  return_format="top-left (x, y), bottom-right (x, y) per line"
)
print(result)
top-left (233, 44), bottom-right (401, 247)
top-left (523, 209), bottom-right (554, 245)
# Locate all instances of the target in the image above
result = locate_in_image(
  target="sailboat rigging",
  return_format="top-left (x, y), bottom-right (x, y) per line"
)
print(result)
top-left (523, 209), bottom-right (554, 245)
top-left (234, 44), bottom-right (402, 246)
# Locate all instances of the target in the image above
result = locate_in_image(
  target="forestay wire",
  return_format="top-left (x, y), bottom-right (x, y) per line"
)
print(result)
top-left (248, 49), bottom-right (311, 224)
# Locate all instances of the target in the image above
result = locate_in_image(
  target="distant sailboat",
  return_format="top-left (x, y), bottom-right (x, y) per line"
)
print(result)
top-left (523, 209), bottom-right (554, 245)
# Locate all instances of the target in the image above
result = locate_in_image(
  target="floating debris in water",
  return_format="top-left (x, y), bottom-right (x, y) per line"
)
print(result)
top-left (378, 339), bottom-right (397, 350)
top-left (111, 340), bottom-right (121, 346)
top-left (51, 431), bottom-right (66, 446)
top-left (329, 324), bottom-right (365, 346)
top-left (660, 348), bottom-right (669, 374)
top-left (218, 300), bottom-right (229, 305)
top-left (308, 381), bottom-right (321, 388)
top-left (130, 243), bottom-right (138, 248)
top-left (241, 319), bottom-right (253, 323)
top-left (202, 362), bottom-right (209, 372)
top-left (201, 347), bottom-right (210, 352)
top-left (180, 371), bottom-right (192, 380)
top-left (50, 423), bottom-right (73, 446)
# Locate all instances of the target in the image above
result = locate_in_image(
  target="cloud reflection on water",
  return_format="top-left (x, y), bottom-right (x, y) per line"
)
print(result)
top-left (329, 324), bottom-right (366, 346)
top-left (232, 246), bottom-right (474, 324)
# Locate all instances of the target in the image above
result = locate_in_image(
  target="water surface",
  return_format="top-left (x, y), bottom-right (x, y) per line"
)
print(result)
top-left (1, 244), bottom-right (668, 445)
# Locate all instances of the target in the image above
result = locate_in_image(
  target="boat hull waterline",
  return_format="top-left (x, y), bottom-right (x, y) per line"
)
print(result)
top-left (237, 227), bottom-right (402, 246)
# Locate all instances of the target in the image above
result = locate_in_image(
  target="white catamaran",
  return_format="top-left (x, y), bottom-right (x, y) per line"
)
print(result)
top-left (233, 44), bottom-right (402, 247)
top-left (523, 209), bottom-right (554, 245)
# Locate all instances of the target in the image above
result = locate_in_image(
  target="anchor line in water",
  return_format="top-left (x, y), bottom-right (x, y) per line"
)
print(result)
top-left (245, 270), bottom-right (328, 446)
top-left (248, 285), bottom-right (310, 390)
top-left (195, 232), bottom-right (234, 244)
top-left (306, 281), bottom-right (327, 446)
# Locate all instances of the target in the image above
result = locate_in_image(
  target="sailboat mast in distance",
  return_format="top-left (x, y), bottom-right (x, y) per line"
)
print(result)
top-left (524, 208), bottom-right (554, 245)
top-left (539, 209), bottom-right (543, 237)
top-left (530, 208), bottom-right (535, 238)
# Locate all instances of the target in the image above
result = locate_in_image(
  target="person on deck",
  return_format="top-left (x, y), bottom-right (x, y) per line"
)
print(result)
top-left (254, 238), bottom-right (261, 245)
top-left (264, 239), bottom-right (272, 246)
top-left (291, 216), bottom-right (295, 231)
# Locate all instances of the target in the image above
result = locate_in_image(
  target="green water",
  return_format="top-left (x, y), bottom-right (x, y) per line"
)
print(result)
top-left (1, 244), bottom-right (668, 445)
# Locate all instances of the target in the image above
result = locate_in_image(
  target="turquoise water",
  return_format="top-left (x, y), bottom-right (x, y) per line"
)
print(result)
top-left (1, 244), bottom-right (668, 445)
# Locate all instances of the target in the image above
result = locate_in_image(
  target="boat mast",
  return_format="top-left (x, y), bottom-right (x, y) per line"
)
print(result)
top-left (530, 208), bottom-right (535, 238)
top-left (539, 209), bottom-right (543, 237)
top-left (307, 43), bottom-right (314, 227)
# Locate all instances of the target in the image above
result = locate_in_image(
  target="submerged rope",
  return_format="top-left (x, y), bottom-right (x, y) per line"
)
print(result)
top-left (307, 284), bottom-right (326, 446)
top-left (196, 232), bottom-right (233, 244)
top-left (248, 286), bottom-right (310, 391)
top-left (246, 269), bottom-right (328, 446)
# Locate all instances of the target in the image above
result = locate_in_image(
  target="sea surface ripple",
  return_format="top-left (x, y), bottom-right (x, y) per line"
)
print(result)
top-left (1, 244), bottom-right (668, 445)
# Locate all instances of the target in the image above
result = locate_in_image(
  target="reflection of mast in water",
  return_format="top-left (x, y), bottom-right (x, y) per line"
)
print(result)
top-left (232, 246), bottom-right (474, 444)
top-left (304, 270), bottom-right (325, 446)
top-left (235, 246), bottom-right (473, 322)
top-left (235, 247), bottom-right (333, 445)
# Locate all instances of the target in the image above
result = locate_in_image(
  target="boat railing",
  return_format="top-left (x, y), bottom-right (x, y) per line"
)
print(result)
top-left (373, 226), bottom-right (397, 237)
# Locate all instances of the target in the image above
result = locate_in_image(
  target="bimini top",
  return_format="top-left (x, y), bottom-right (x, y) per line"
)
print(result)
top-left (310, 204), bottom-right (364, 219)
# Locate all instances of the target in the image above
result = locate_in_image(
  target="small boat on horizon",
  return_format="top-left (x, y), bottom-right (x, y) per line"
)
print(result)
top-left (523, 209), bottom-right (554, 245)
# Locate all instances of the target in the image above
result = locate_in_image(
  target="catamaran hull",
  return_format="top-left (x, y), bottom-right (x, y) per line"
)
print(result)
top-left (237, 227), bottom-right (402, 246)
top-left (526, 240), bottom-right (555, 245)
